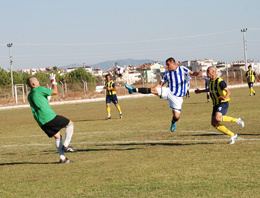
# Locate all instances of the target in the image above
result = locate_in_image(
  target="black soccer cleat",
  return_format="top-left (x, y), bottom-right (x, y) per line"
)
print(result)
top-left (62, 145), bottom-right (77, 152)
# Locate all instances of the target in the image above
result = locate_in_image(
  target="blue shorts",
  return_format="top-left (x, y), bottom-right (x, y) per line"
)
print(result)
top-left (248, 82), bottom-right (253, 88)
top-left (212, 102), bottom-right (229, 116)
top-left (106, 95), bottom-right (118, 104)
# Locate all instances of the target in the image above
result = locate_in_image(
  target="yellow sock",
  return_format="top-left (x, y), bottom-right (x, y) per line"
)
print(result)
top-left (215, 124), bottom-right (235, 137)
top-left (221, 116), bottom-right (238, 123)
top-left (116, 105), bottom-right (122, 113)
top-left (107, 106), bottom-right (111, 116)
top-left (251, 87), bottom-right (255, 94)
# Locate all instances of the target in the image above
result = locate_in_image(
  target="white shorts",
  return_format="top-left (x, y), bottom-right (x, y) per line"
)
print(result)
top-left (157, 87), bottom-right (183, 112)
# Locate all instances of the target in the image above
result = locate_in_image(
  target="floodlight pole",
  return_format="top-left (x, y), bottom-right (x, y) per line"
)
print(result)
top-left (241, 28), bottom-right (248, 70)
top-left (7, 43), bottom-right (14, 97)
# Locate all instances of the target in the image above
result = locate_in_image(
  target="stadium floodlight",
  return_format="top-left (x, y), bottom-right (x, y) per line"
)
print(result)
top-left (7, 43), bottom-right (14, 97)
top-left (241, 28), bottom-right (248, 70)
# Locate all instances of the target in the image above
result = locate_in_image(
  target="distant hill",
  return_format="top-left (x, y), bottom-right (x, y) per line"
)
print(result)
top-left (62, 58), bottom-right (164, 71)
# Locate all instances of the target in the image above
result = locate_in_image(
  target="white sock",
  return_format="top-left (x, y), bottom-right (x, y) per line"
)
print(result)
top-left (55, 139), bottom-right (65, 160)
top-left (63, 126), bottom-right (74, 147)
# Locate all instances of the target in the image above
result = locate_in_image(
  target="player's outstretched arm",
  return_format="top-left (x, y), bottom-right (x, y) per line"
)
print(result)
top-left (49, 73), bottom-right (58, 95)
top-left (189, 70), bottom-right (201, 76)
top-left (195, 88), bottom-right (209, 94)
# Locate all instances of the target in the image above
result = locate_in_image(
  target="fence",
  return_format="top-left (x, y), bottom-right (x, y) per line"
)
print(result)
top-left (0, 70), bottom-right (252, 105)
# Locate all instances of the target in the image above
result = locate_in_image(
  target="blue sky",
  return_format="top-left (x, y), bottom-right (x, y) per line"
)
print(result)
top-left (0, 0), bottom-right (259, 70)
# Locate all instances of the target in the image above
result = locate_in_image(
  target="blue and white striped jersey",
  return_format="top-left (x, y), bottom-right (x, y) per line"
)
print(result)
top-left (161, 66), bottom-right (190, 97)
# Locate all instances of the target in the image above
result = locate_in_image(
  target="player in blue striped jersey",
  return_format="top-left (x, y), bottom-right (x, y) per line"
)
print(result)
top-left (125, 57), bottom-right (201, 132)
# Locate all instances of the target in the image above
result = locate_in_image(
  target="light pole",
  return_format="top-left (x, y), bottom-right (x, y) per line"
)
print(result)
top-left (241, 28), bottom-right (248, 70)
top-left (7, 43), bottom-right (14, 97)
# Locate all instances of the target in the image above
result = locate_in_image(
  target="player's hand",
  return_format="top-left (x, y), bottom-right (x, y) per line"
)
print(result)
top-left (195, 89), bottom-right (200, 94)
top-left (49, 73), bottom-right (57, 85)
top-left (218, 96), bottom-right (226, 100)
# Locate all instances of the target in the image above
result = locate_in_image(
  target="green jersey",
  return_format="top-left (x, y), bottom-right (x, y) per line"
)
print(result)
top-left (28, 86), bottom-right (56, 127)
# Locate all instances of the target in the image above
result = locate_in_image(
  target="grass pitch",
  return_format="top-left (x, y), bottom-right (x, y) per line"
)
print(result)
top-left (0, 87), bottom-right (260, 197)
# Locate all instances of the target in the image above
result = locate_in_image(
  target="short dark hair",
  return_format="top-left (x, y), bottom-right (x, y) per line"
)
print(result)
top-left (248, 65), bottom-right (252, 69)
top-left (27, 77), bottom-right (34, 88)
top-left (166, 57), bottom-right (175, 64)
top-left (105, 74), bottom-right (111, 78)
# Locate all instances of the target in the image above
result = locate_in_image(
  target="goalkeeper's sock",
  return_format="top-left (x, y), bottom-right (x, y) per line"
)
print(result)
top-left (221, 116), bottom-right (238, 123)
top-left (63, 126), bottom-right (74, 147)
top-left (134, 88), bottom-right (151, 94)
top-left (55, 139), bottom-right (66, 160)
top-left (215, 124), bottom-right (235, 137)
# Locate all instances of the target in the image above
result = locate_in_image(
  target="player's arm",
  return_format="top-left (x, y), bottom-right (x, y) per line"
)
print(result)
top-left (195, 88), bottom-right (209, 94)
top-left (49, 73), bottom-right (58, 95)
top-left (189, 70), bottom-right (201, 76)
top-left (218, 87), bottom-right (231, 101)
top-left (255, 74), bottom-right (260, 82)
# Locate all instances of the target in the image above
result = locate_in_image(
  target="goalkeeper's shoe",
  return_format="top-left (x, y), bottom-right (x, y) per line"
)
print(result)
top-left (62, 145), bottom-right (77, 152)
top-left (170, 119), bottom-right (176, 132)
top-left (236, 118), bottom-right (244, 128)
top-left (59, 157), bottom-right (72, 163)
top-left (125, 83), bottom-right (134, 94)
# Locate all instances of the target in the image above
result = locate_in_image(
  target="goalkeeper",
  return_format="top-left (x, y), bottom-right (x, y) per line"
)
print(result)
top-left (27, 73), bottom-right (76, 163)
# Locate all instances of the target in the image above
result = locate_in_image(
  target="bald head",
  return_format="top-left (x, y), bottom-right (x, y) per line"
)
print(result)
top-left (27, 77), bottom-right (40, 88)
top-left (207, 66), bottom-right (217, 79)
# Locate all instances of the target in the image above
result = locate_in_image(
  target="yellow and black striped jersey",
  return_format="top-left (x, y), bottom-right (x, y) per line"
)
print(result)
top-left (209, 77), bottom-right (230, 106)
top-left (246, 70), bottom-right (256, 83)
top-left (105, 81), bottom-right (116, 95)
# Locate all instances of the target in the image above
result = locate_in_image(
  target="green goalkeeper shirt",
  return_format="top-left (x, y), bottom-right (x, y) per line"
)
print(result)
top-left (28, 86), bottom-right (56, 127)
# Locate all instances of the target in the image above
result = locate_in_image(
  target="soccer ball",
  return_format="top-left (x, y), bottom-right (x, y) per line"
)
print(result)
top-left (115, 66), bottom-right (125, 77)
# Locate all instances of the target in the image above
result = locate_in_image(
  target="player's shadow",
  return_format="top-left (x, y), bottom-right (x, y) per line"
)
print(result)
top-left (237, 133), bottom-right (260, 136)
top-left (182, 133), bottom-right (223, 137)
top-left (0, 161), bottom-right (59, 166)
top-left (76, 147), bottom-right (143, 152)
top-left (76, 142), bottom-right (213, 152)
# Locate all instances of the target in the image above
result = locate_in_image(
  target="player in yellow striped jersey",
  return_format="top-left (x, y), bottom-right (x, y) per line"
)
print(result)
top-left (195, 66), bottom-right (244, 144)
top-left (246, 65), bottom-right (260, 96)
top-left (103, 74), bottom-right (122, 119)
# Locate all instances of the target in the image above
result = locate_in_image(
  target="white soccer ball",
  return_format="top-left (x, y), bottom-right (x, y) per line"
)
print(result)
top-left (115, 66), bottom-right (125, 76)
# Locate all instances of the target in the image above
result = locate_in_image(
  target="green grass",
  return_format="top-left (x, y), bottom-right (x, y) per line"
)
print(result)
top-left (0, 87), bottom-right (260, 197)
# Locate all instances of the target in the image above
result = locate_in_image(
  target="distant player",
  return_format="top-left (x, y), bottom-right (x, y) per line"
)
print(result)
top-left (125, 57), bottom-right (201, 132)
top-left (205, 76), bottom-right (210, 103)
top-left (103, 74), bottom-right (122, 119)
top-left (195, 66), bottom-right (244, 144)
top-left (185, 74), bottom-right (191, 99)
top-left (27, 74), bottom-right (76, 163)
top-left (246, 65), bottom-right (260, 96)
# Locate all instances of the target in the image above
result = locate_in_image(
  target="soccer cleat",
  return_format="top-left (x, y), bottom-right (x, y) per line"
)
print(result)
top-left (125, 83), bottom-right (134, 94)
top-left (60, 157), bottom-right (72, 163)
top-left (120, 113), bottom-right (123, 119)
top-left (253, 92), bottom-right (256, 95)
top-left (105, 116), bottom-right (111, 120)
top-left (170, 118), bottom-right (176, 132)
top-left (230, 134), bottom-right (238, 144)
top-left (62, 145), bottom-right (77, 152)
top-left (236, 118), bottom-right (244, 128)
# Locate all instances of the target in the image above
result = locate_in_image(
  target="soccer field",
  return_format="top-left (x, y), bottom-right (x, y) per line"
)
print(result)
top-left (0, 87), bottom-right (260, 197)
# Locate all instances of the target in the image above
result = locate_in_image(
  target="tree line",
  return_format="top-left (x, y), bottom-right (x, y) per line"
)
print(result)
top-left (0, 67), bottom-right (104, 91)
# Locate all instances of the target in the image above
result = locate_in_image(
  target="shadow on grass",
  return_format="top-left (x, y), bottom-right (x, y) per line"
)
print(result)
top-left (183, 134), bottom-right (223, 137)
top-left (0, 161), bottom-right (59, 166)
top-left (75, 118), bottom-right (121, 122)
top-left (76, 142), bottom-right (213, 153)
